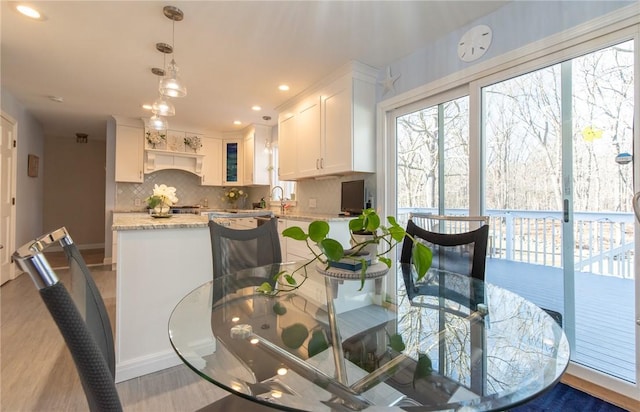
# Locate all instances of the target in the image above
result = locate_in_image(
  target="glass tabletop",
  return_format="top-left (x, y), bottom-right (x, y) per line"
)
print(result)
top-left (168, 262), bottom-right (570, 411)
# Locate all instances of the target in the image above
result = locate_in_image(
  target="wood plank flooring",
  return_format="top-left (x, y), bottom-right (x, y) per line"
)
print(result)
top-left (0, 265), bottom-right (231, 411)
top-left (2, 260), bottom-right (635, 411)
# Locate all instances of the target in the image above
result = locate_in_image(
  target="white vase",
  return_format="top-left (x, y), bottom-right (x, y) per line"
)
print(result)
top-left (153, 204), bottom-right (170, 215)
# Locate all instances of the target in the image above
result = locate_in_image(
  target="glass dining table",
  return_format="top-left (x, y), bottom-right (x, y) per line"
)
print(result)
top-left (168, 262), bottom-right (570, 411)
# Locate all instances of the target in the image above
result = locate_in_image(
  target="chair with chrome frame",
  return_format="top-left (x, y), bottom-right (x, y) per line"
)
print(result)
top-left (12, 227), bottom-right (122, 412)
top-left (633, 192), bottom-right (640, 224)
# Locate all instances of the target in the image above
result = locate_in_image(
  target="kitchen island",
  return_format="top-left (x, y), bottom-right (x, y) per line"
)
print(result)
top-left (113, 213), bottom-right (212, 382)
top-left (112, 211), bottom-right (359, 382)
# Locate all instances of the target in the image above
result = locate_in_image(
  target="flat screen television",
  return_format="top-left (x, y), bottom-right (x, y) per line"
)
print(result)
top-left (341, 180), bottom-right (365, 215)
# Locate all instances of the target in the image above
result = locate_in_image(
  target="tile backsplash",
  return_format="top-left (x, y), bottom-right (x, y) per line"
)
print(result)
top-left (115, 169), bottom-right (376, 215)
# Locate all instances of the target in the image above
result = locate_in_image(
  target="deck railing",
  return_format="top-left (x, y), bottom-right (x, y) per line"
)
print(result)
top-left (398, 208), bottom-right (635, 279)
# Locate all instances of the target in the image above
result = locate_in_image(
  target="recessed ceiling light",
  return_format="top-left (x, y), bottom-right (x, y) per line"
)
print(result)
top-left (278, 84), bottom-right (290, 91)
top-left (142, 104), bottom-right (153, 110)
top-left (233, 120), bottom-right (242, 125)
top-left (16, 4), bottom-right (42, 20)
top-left (251, 105), bottom-right (262, 111)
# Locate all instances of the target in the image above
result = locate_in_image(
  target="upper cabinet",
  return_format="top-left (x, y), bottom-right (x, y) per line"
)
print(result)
top-left (201, 137), bottom-right (222, 186)
top-left (277, 62), bottom-right (377, 180)
top-left (115, 123), bottom-right (144, 183)
top-left (223, 138), bottom-right (242, 185)
top-left (242, 124), bottom-right (271, 186)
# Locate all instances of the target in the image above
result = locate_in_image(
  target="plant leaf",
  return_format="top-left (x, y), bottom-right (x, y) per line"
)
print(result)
top-left (284, 274), bottom-right (297, 285)
top-left (308, 221), bottom-right (330, 243)
top-left (388, 225), bottom-right (406, 242)
top-left (413, 353), bottom-right (433, 388)
top-left (283, 226), bottom-right (307, 241)
top-left (358, 260), bottom-right (368, 290)
top-left (272, 302), bottom-right (287, 315)
top-left (281, 323), bottom-right (309, 349)
top-left (349, 217), bottom-right (365, 232)
top-left (412, 242), bottom-right (433, 281)
top-left (388, 333), bottom-right (405, 352)
top-left (320, 238), bottom-right (344, 261)
top-left (379, 256), bottom-right (392, 267)
top-left (308, 329), bottom-right (329, 358)
top-left (256, 282), bottom-right (273, 293)
top-left (365, 213), bottom-right (380, 232)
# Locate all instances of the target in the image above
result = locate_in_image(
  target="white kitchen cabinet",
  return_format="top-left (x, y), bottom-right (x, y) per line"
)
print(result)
top-left (277, 218), bottom-right (287, 258)
top-left (242, 124), bottom-right (271, 186)
top-left (115, 124), bottom-right (144, 182)
top-left (277, 112), bottom-right (297, 181)
top-left (284, 218), bottom-right (350, 262)
top-left (294, 97), bottom-right (322, 179)
top-left (223, 139), bottom-right (242, 185)
top-left (321, 73), bottom-right (375, 175)
top-left (277, 62), bottom-right (376, 180)
top-left (200, 137), bottom-right (222, 186)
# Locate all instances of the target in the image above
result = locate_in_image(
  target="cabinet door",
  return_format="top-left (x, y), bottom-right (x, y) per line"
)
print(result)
top-left (322, 82), bottom-right (353, 175)
top-left (115, 125), bottom-right (143, 182)
top-left (223, 139), bottom-right (242, 185)
top-left (278, 113), bottom-right (297, 180)
top-left (296, 97), bottom-right (322, 178)
top-left (201, 137), bottom-right (222, 186)
top-left (242, 131), bottom-right (254, 186)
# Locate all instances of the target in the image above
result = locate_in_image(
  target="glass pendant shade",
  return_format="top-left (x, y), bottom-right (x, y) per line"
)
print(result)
top-left (149, 114), bottom-right (168, 131)
top-left (159, 59), bottom-right (187, 98)
top-left (151, 95), bottom-right (175, 116)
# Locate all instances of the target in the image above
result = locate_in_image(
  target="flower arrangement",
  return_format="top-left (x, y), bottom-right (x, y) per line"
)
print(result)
top-left (184, 135), bottom-right (202, 152)
top-left (146, 184), bottom-right (179, 212)
top-left (146, 131), bottom-right (166, 149)
top-left (223, 187), bottom-right (247, 203)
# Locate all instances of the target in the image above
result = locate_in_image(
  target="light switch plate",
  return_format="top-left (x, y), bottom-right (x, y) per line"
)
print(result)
top-left (134, 198), bottom-right (141, 206)
top-left (309, 198), bottom-right (317, 208)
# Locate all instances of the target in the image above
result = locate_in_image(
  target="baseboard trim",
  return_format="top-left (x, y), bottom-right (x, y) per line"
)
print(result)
top-left (562, 371), bottom-right (639, 411)
top-left (115, 350), bottom-right (183, 383)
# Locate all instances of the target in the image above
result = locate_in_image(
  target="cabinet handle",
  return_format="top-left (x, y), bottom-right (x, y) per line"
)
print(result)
top-left (139, 171), bottom-right (142, 179)
top-left (316, 159), bottom-right (319, 169)
top-left (320, 158), bottom-right (324, 169)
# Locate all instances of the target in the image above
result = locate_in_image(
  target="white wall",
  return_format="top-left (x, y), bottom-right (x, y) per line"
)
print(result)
top-left (377, 1), bottom-right (635, 101)
top-left (1, 89), bottom-right (44, 248)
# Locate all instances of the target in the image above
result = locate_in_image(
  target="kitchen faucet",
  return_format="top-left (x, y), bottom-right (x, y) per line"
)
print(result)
top-left (271, 185), bottom-right (285, 214)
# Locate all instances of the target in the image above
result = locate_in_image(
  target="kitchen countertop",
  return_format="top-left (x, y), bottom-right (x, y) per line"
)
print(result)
top-left (113, 211), bottom-right (353, 231)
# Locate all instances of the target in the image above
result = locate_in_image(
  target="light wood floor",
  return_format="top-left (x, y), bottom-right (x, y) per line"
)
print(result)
top-left (0, 265), bottom-right (232, 411)
top-left (3, 262), bottom-right (636, 411)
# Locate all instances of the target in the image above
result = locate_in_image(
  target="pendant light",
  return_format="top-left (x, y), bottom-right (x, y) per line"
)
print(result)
top-left (149, 114), bottom-right (169, 131)
top-left (159, 6), bottom-right (187, 98)
top-left (151, 94), bottom-right (175, 116)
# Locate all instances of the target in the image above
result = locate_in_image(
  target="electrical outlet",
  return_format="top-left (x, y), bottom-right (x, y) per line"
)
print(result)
top-left (309, 198), bottom-right (317, 208)
top-left (134, 198), bottom-right (141, 206)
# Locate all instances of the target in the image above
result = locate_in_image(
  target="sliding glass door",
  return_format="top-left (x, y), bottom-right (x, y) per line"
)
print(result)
top-left (395, 92), bottom-right (469, 224)
top-left (482, 39), bottom-right (635, 384)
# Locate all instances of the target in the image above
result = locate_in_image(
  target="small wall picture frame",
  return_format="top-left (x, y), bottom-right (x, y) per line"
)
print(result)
top-left (27, 154), bottom-right (39, 177)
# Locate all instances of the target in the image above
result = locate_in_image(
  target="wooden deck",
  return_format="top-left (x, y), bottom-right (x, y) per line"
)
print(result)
top-left (485, 259), bottom-right (636, 383)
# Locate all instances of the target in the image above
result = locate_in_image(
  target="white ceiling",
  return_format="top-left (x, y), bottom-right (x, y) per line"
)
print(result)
top-left (1, 1), bottom-right (509, 140)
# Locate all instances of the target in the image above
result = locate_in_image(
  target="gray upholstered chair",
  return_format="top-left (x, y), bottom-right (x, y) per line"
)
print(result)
top-left (13, 227), bottom-right (121, 412)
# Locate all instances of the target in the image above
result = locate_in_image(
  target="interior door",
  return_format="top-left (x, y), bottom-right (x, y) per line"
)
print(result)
top-left (1, 114), bottom-right (16, 284)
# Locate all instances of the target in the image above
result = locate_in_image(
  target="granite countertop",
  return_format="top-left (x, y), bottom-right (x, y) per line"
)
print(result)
top-left (112, 211), bottom-right (353, 231)
top-left (274, 212), bottom-right (354, 222)
top-left (113, 213), bottom-right (208, 230)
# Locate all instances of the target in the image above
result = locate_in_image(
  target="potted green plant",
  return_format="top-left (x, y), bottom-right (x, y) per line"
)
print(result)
top-left (257, 208), bottom-right (433, 294)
